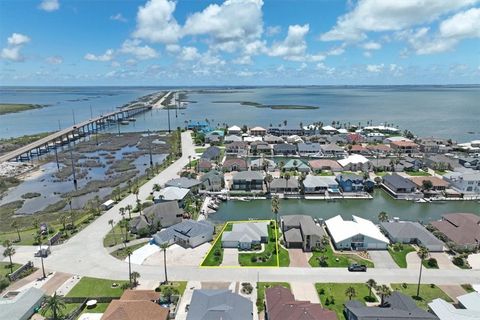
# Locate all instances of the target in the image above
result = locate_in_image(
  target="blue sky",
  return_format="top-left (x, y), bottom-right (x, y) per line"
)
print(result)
top-left (0, 0), bottom-right (479, 85)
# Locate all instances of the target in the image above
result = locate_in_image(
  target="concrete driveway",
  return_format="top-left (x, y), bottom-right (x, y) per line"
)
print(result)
top-left (288, 249), bottom-right (309, 267)
top-left (369, 251), bottom-right (399, 269)
top-left (430, 252), bottom-right (458, 270)
top-left (291, 282), bottom-right (320, 303)
top-left (221, 249), bottom-right (239, 266)
top-left (406, 252), bottom-right (421, 269)
top-left (142, 243), bottom-right (211, 267)
top-left (468, 253), bottom-right (480, 270)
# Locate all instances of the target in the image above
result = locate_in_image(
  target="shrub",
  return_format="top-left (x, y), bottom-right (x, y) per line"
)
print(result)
top-left (251, 256), bottom-right (257, 263)
top-left (364, 296), bottom-right (376, 302)
top-left (402, 283), bottom-right (408, 289)
top-left (426, 258), bottom-right (438, 268)
top-left (430, 284), bottom-right (436, 288)
top-left (452, 256), bottom-right (465, 267)
top-left (241, 282), bottom-right (253, 294)
top-left (214, 250), bottom-right (221, 257)
top-left (318, 288), bottom-right (325, 295)
top-left (329, 296), bottom-right (335, 305)
top-left (325, 297), bottom-right (330, 305)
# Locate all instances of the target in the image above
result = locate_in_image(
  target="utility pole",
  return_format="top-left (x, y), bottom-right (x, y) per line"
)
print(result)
top-left (90, 105), bottom-right (93, 119)
top-left (70, 148), bottom-right (77, 190)
top-left (72, 109), bottom-right (76, 125)
top-left (54, 145), bottom-right (60, 170)
top-left (167, 103), bottom-right (171, 133)
top-left (175, 92), bottom-right (178, 118)
top-left (148, 130), bottom-right (153, 167)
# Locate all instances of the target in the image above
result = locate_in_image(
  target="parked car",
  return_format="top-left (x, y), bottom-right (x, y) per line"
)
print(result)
top-left (348, 263), bottom-right (367, 272)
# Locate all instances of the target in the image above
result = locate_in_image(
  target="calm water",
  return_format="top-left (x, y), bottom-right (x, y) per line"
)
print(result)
top-left (209, 190), bottom-right (480, 224)
top-left (1, 86), bottom-right (479, 142)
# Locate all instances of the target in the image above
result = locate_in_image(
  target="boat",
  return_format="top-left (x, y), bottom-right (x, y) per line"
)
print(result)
top-left (127, 118), bottom-right (136, 122)
top-left (237, 197), bottom-right (250, 202)
top-left (208, 204), bottom-right (218, 210)
top-left (120, 120), bottom-right (130, 125)
top-left (415, 199), bottom-right (427, 203)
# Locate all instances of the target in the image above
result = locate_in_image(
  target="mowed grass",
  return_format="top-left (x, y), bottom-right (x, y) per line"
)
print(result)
top-left (66, 277), bottom-right (129, 298)
top-left (257, 282), bottom-right (290, 312)
top-left (201, 223), bottom-right (232, 266)
top-left (391, 283), bottom-right (452, 310)
top-left (111, 241), bottom-right (149, 260)
top-left (0, 262), bottom-right (21, 277)
top-left (81, 303), bottom-right (110, 314)
top-left (157, 281), bottom-right (188, 296)
top-left (388, 244), bottom-right (415, 268)
top-left (41, 303), bottom-right (81, 318)
top-left (406, 171), bottom-right (431, 177)
top-left (278, 245), bottom-right (290, 267)
top-left (238, 222), bottom-right (278, 267)
top-left (104, 222), bottom-right (130, 248)
top-left (309, 245), bottom-right (374, 268)
top-left (315, 283), bottom-right (377, 320)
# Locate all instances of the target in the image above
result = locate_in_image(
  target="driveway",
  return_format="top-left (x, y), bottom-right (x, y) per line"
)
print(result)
top-left (406, 252), bottom-right (421, 269)
top-left (369, 251), bottom-right (399, 269)
top-left (467, 253), bottom-right (480, 270)
top-left (430, 252), bottom-right (458, 270)
top-left (288, 249), bottom-right (309, 267)
top-left (291, 282), bottom-right (320, 303)
top-left (221, 249), bottom-right (239, 267)
top-left (143, 243), bottom-right (211, 267)
top-left (438, 285), bottom-right (468, 303)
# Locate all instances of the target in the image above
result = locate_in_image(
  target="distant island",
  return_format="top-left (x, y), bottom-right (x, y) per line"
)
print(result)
top-left (0, 103), bottom-right (47, 115)
top-left (212, 100), bottom-right (319, 110)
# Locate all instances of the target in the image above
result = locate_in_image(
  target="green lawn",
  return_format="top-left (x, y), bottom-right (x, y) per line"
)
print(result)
top-left (66, 277), bottom-right (129, 298)
top-left (388, 244), bottom-right (415, 268)
top-left (434, 170), bottom-right (447, 175)
top-left (391, 283), bottom-right (452, 310)
top-left (111, 241), bottom-right (149, 260)
top-left (201, 223), bottom-right (232, 266)
top-left (315, 171), bottom-right (334, 176)
top-left (195, 147), bottom-right (207, 153)
top-left (238, 222), bottom-right (278, 267)
top-left (157, 281), bottom-right (188, 296)
top-left (41, 302), bottom-right (81, 318)
top-left (81, 303), bottom-right (110, 314)
top-left (309, 245), bottom-right (374, 268)
top-left (0, 262), bottom-right (21, 277)
top-left (375, 171), bottom-right (388, 177)
top-left (461, 284), bottom-right (475, 293)
top-left (257, 282), bottom-right (290, 312)
top-left (104, 222), bottom-right (130, 248)
top-left (315, 283), bottom-right (377, 320)
top-left (278, 245), bottom-right (290, 267)
top-left (422, 258), bottom-right (439, 269)
top-left (406, 171), bottom-right (431, 177)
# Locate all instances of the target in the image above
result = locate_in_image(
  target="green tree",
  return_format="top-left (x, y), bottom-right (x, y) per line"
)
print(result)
top-left (416, 246), bottom-right (430, 298)
top-left (59, 214), bottom-right (68, 237)
top-left (160, 243), bottom-right (169, 284)
top-left (108, 219), bottom-right (117, 246)
top-left (10, 220), bottom-right (21, 242)
top-left (131, 271), bottom-right (140, 287)
top-left (265, 174), bottom-right (273, 193)
top-left (366, 279), bottom-right (377, 298)
top-left (125, 204), bottom-right (133, 220)
top-left (271, 195), bottom-right (280, 225)
top-left (345, 286), bottom-right (356, 300)
top-left (422, 180), bottom-right (433, 191)
top-left (126, 247), bottom-right (133, 287)
top-left (41, 292), bottom-right (66, 320)
top-left (378, 211), bottom-right (389, 222)
top-left (377, 284), bottom-right (392, 307)
top-left (2, 240), bottom-right (16, 274)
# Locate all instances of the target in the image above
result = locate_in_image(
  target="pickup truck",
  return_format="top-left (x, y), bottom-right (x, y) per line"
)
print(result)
top-left (348, 263), bottom-right (367, 272)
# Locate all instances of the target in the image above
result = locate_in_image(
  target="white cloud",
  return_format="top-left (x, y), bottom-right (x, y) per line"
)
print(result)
top-left (199, 52), bottom-right (225, 66)
top-left (316, 62), bottom-right (335, 75)
top-left (366, 63), bottom-right (384, 73)
top-left (8, 33), bottom-right (31, 46)
top-left (110, 13), bottom-right (127, 23)
top-left (320, 0), bottom-right (478, 41)
top-left (1, 33), bottom-right (31, 62)
top-left (84, 49), bottom-right (114, 62)
top-left (363, 51), bottom-right (372, 57)
top-left (361, 41), bottom-right (381, 50)
top-left (46, 56), bottom-right (63, 64)
top-left (1, 46), bottom-right (23, 62)
top-left (269, 24), bottom-right (308, 58)
top-left (179, 46), bottom-right (201, 61)
top-left (39, 0), bottom-right (60, 12)
top-left (266, 25), bottom-right (281, 36)
top-left (327, 43), bottom-right (346, 56)
top-left (133, 0), bottom-right (181, 43)
top-left (166, 44), bottom-right (181, 53)
top-left (119, 39), bottom-right (158, 60)
top-left (389, 63), bottom-right (403, 77)
top-left (439, 7), bottom-right (480, 39)
top-left (233, 55), bottom-right (253, 65)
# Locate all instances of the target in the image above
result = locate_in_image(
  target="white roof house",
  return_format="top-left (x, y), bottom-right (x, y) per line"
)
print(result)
top-left (325, 215), bottom-right (389, 250)
top-left (322, 125), bottom-right (338, 132)
top-left (338, 154), bottom-right (370, 167)
top-left (429, 292), bottom-right (480, 320)
top-left (228, 125), bottom-right (242, 134)
top-left (154, 186), bottom-right (190, 202)
top-left (222, 222), bottom-right (269, 249)
top-left (384, 136), bottom-right (412, 143)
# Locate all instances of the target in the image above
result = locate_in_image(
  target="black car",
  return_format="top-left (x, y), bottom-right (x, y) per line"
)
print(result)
top-left (348, 263), bottom-right (367, 272)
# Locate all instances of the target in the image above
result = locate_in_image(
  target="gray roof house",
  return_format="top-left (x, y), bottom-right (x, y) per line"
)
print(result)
top-left (344, 291), bottom-right (438, 320)
top-left (130, 201), bottom-right (183, 234)
top-left (152, 220), bottom-right (214, 248)
top-left (250, 158), bottom-right (276, 171)
top-left (186, 289), bottom-right (253, 320)
top-left (270, 177), bottom-right (299, 193)
top-left (0, 287), bottom-right (45, 320)
top-left (281, 215), bottom-right (326, 251)
top-left (231, 170), bottom-right (264, 191)
top-left (222, 222), bottom-right (269, 249)
top-left (201, 146), bottom-right (221, 161)
top-left (383, 173), bottom-right (417, 195)
top-left (297, 142), bottom-right (321, 156)
top-left (380, 220), bottom-right (444, 252)
top-left (303, 175), bottom-right (340, 194)
top-left (224, 135), bottom-right (242, 143)
top-left (200, 170), bottom-right (224, 192)
top-left (273, 143), bottom-right (297, 155)
top-left (165, 177), bottom-right (201, 190)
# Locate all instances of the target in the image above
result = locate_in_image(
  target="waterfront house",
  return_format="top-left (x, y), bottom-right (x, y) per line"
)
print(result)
top-left (365, 132), bottom-right (386, 143)
top-left (458, 157), bottom-right (480, 170)
top-left (152, 220), bottom-right (214, 248)
top-left (265, 286), bottom-right (337, 320)
top-left (268, 125), bottom-right (304, 136)
top-left (409, 176), bottom-right (450, 192)
top-left (424, 154), bottom-right (458, 171)
top-left (297, 142), bottom-right (321, 156)
top-left (283, 159), bottom-right (311, 173)
top-left (250, 126), bottom-right (267, 136)
top-left (443, 171), bottom-right (480, 194)
top-left (222, 157), bottom-right (248, 172)
top-left (186, 289), bottom-right (252, 320)
top-left (0, 287), bottom-right (44, 320)
top-left (336, 173), bottom-right (372, 192)
top-left (264, 134), bottom-right (284, 144)
top-left (366, 144), bottom-right (392, 156)
top-left (430, 213), bottom-right (480, 251)
top-left (153, 186), bottom-right (190, 207)
top-left (308, 159), bottom-right (343, 172)
top-left (321, 125), bottom-right (338, 134)
top-left (319, 143), bottom-right (346, 158)
top-left (231, 170), bottom-right (264, 191)
top-left (418, 136), bottom-right (454, 154)
top-left (129, 201), bottom-right (183, 234)
top-left (346, 133), bottom-right (364, 144)
top-left (250, 141), bottom-right (270, 155)
top-left (270, 177), bottom-right (299, 193)
top-left (197, 159), bottom-right (213, 172)
top-left (187, 121), bottom-right (211, 132)
top-left (200, 170), bottom-right (224, 191)
top-left (303, 175), bottom-right (340, 194)
top-left (165, 177), bottom-right (201, 191)
top-left (286, 134), bottom-right (304, 144)
top-left (362, 125), bottom-right (400, 134)
top-left (382, 173), bottom-right (417, 196)
top-left (250, 158), bottom-right (276, 171)
top-left (325, 215), bottom-right (389, 250)
top-left (224, 134), bottom-right (242, 143)
top-left (273, 143), bottom-right (297, 155)
top-left (380, 220), bottom-right (444, 252)
top-left (345, 291), bottom-right (437, 320)
top-left (281, 215), bottom-right (327, 251)
top-left (225, 141), bottom-right (248, 155)
top-left (205, 130), bottom-right (224, 145)
top-left (338, 154), bottom-right (370, 172)
top-left (102, 290), bottom-right (169, 320)
top-left (429, 291), bottom-right (480, 320)
top-left (390, 140), bottom-right (419, 154)
top-left (227, 125), bottom-right (242, 135)
top-left (201, 146), bottom-right (221, 161)
top-left (222, 222), bottom-right (269, 249)
top-left (243, 135), bottom-right (264, 143)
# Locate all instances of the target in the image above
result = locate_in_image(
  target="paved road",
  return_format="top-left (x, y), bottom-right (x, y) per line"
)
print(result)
top-left (6, 131), bottom-right (480, 286)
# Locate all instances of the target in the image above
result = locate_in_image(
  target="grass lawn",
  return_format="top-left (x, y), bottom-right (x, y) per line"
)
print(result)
top-left (195, 147), bottom-right (207, 153)
top-left (422, 258), bottom-right (439, 269)
top-left (201, 223), bottom-right (232, 266)
top-left (0, 262), bottom-right (21, 277)
top-left (315, 171), bottom-right (334, 176)
top-left (157, 281), bottom-right (188, 296)
top-left (41, 302), bottom-right (81, 318)
top-left (104, 222), bottom-right (130, 248)
top-left (461, 284), bottom-right (475, 293)
top-left (375, 171), bottom-right (388, 177)
top-left (435, 170), bottom-right (447, 175)
top-left (391, 283), bottom-right (452, 310)
top-left (388, 244), bottom-right (415, 268)
top-left (309, 245), bottom-right (374, 268)
top-left (406, 171), bottom-right (431, 177)
top-left (238, 222), bottom-right (278, 267)
top-left (111, 241), bottom-right (149, 260)
top-left (257, 282), bottom-right (290, 312)
top-left (66, 277), bottom-right (129, 298)
top-left (81, 303), bottom-right (110, 314)
top-left (278, 245), bottom-right (290, 267)
top-left (315, 283), bottom-right (377, 320)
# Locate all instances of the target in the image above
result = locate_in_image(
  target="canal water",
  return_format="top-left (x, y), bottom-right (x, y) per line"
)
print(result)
top-left (208, 189), bottom-right (480, 224)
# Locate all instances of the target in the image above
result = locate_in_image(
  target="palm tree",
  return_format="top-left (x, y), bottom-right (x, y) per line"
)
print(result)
top-left (345, 286), bottom-right (356, 300)
top-left (59, 214), bottom-right (68, 237)
top-left (3, 240), bottom-right (16, 274)
top-left (126, 247), bottom-right (133, 287)
top-left (160, 243), bottom-right (169, 284)
top-left (416, 246), bottom-right (429, 298)
top-left (136, 199), bottom-right (142, 215)
top-left (378, 211), bottom-right (388, 222)
top-left (133, 185), bottom-right (140, 201)
top-left (131, 271), bottom-right (140, 287)
top-left (11, 220), bottom-right (21, 242)
top-left (125, 204), bottom-right (132, 220)
top-left (41, 292), bottom-right (66, 320)
top-left (32, 217), bottom-right (39, 232)
top-left (284, 172), bottom-right (291, 193)
top-left (271, 195), bottom-right (280, 225)
top-left (366, 279), bottom-right (377, 298)
top-left (265, 174), bottom-right (273, 193)
top-left (108, 219), bottom-right (117, 245)
top-left (377, 284), bottom-right (392, 307)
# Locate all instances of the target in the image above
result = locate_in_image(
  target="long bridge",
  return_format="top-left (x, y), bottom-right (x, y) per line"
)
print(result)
top-left (0, 104), bottom-right (152, 163)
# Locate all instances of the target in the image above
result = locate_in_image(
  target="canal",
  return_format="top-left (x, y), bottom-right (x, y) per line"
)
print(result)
top-left (208, 189), bottom-right (480, 224)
